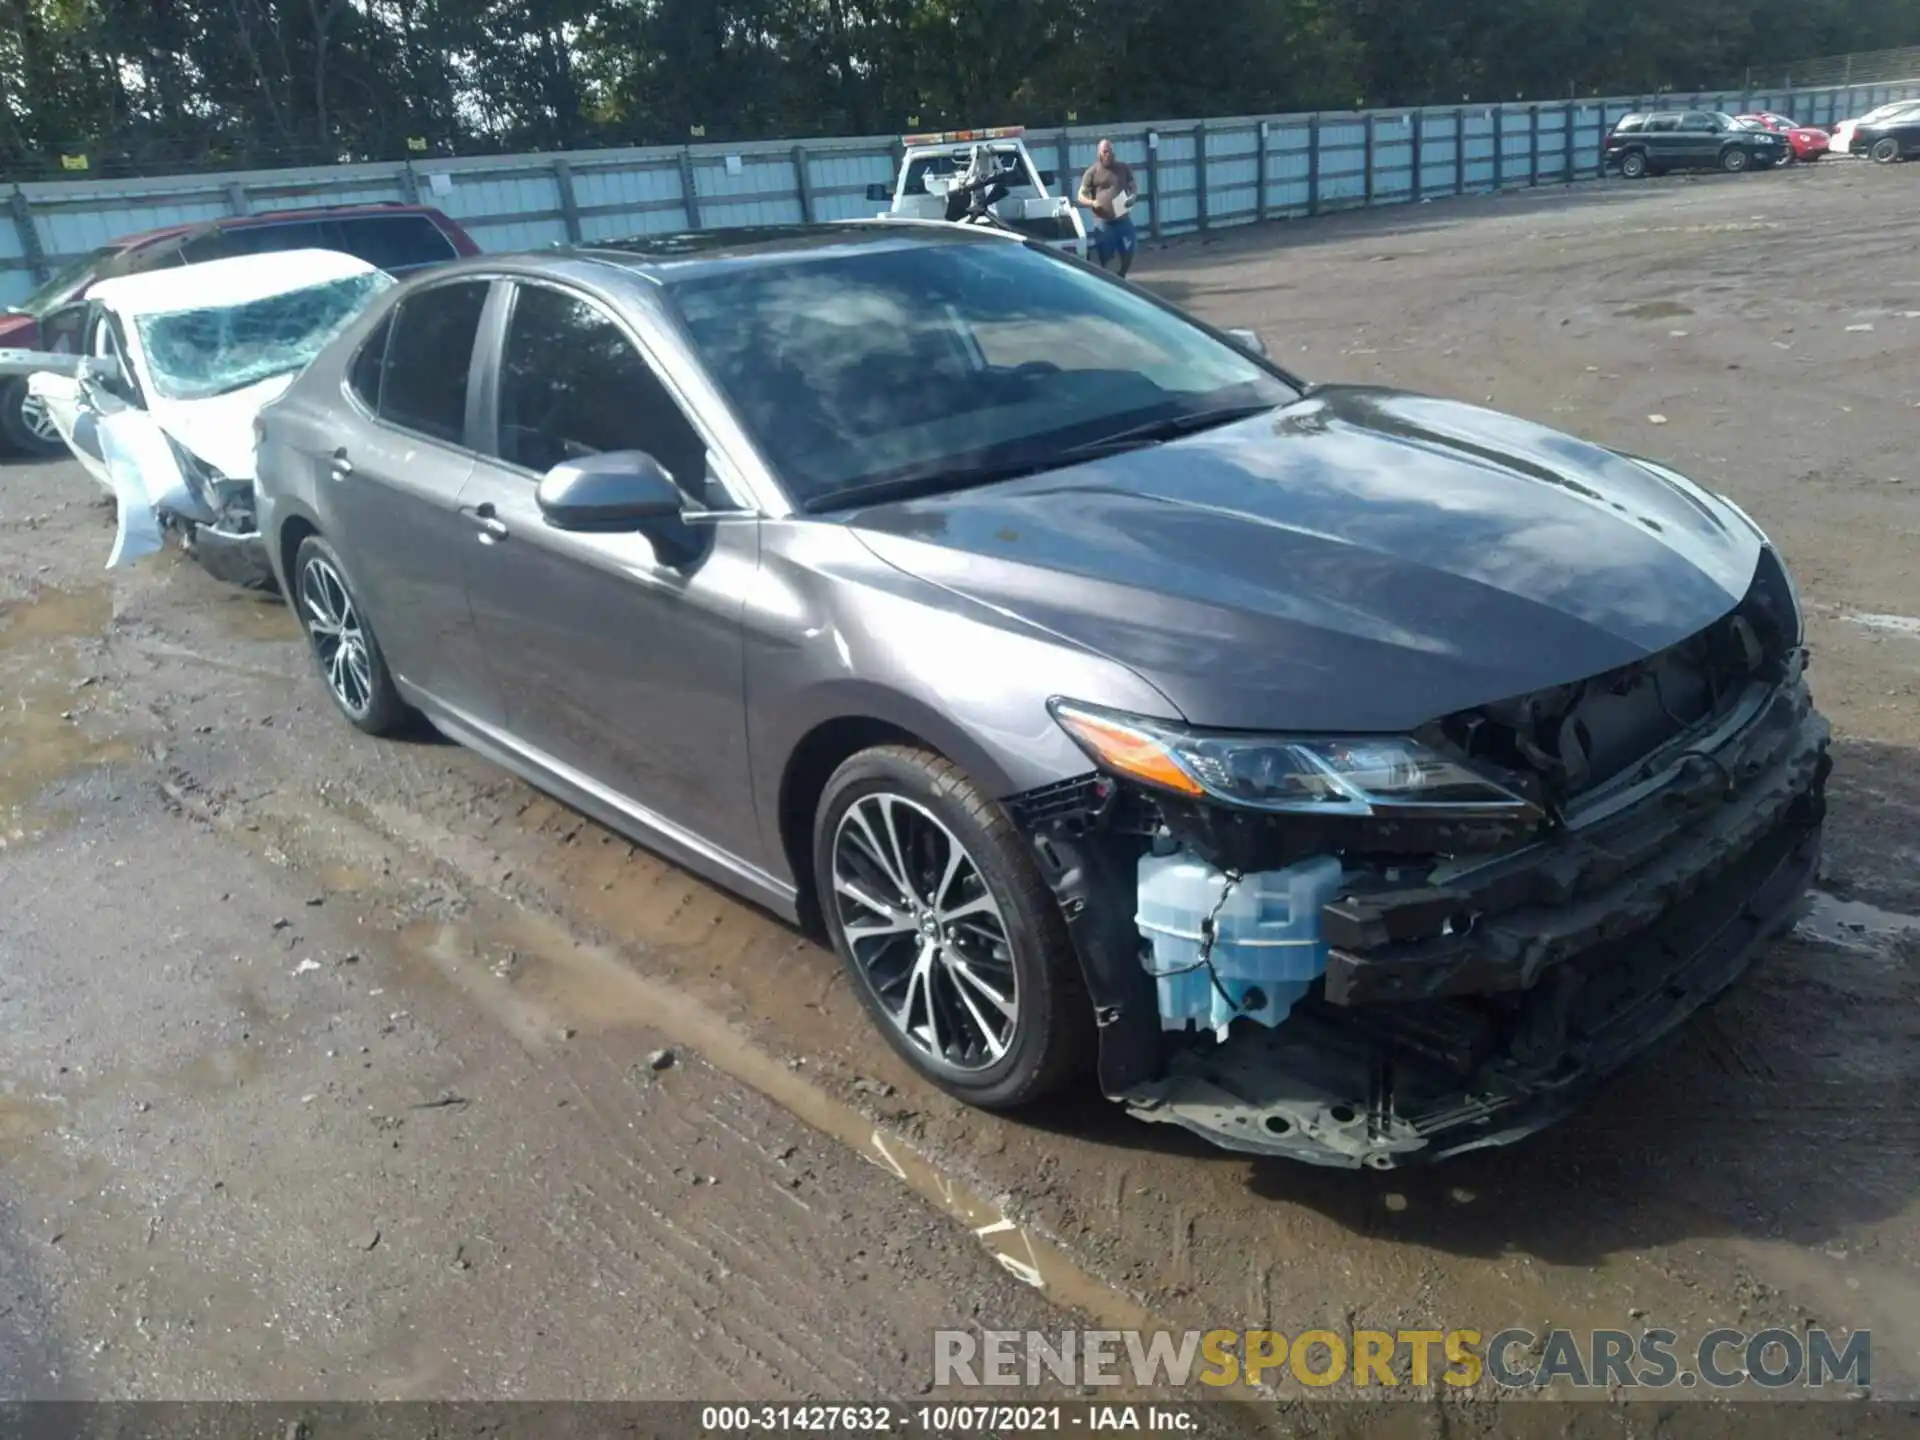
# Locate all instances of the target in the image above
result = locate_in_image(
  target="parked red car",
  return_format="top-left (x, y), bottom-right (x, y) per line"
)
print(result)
top-left (1735, 113), bottom-right (1830, 163)
top-left (0, 202), bottom-right (478, 456)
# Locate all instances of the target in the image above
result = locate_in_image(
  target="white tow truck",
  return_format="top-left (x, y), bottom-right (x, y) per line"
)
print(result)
top-left (869, 126), bottom-right (1090, 259)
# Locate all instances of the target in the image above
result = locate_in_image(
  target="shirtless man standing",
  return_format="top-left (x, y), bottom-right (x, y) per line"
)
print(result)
top-left (1077, 138), bottom-right (1141, 277)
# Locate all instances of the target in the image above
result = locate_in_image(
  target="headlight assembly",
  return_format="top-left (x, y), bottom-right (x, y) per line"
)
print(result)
top-left (1049, 700), bottom-right (1543, 821)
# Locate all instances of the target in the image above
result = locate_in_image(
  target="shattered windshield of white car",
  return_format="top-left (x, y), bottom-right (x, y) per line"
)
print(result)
top-left (133, 270), bottom-right (393, 402)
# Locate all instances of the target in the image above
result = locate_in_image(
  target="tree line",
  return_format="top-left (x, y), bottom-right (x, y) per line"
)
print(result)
top-left (3, 0), bottom-right (1917, 177)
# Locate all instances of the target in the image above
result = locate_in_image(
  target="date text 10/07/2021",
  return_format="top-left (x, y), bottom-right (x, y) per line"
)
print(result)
top-left (698, 1406), bottom-right (1197, 1432)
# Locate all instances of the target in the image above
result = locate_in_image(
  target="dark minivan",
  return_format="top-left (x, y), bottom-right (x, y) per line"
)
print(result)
top-left (0, 203), bottom-right (478, 455)
top-left (1605, 111), bottom-right (1788, 179)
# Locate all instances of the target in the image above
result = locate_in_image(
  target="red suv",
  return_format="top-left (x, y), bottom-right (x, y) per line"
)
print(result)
top-left (0, 203), bottom-right (478, 456)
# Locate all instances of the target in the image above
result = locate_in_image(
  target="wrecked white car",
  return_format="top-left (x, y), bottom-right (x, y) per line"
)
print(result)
top-left (0, 248), bottom-right (393, 588)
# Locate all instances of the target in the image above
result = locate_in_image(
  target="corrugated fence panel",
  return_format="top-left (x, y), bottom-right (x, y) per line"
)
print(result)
top-left (1417, 114), bottom-right (1459, 195)
top-left (805, 148), bottom-right (894, 221)
top-left (1463, 111), bottom-right (1497, 190)
top-left (571, 155), bottom-right (688, 241)
top-left (695, 152), bottom-right (806, 228)
top-left (1206, 125), bottom-right (1260, 223)
top-left (6, 76), bottom-right (1920, 304)
top-left (1373, 114), bottom-right (1415, 202)
top-left (1318, 115), bottom-right (1368, 208)
top-left (1267, 123), bottom-right (1312, 214)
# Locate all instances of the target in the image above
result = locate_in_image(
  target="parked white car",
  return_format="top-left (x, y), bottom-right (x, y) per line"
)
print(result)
top-left (1829, 99), bottom-right (1920, 154)
top-left (0, 248), bottom-right (392, 585)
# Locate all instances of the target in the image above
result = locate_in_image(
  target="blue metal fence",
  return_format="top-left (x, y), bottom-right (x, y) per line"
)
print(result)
top-left (6, 77), bottom-right (1918, 306)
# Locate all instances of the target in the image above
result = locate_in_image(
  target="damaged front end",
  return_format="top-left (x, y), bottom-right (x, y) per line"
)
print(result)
top-left (1015, 547), bottom-right (1829, 1169)
top-left (24, 369), bottom-right (275, 589)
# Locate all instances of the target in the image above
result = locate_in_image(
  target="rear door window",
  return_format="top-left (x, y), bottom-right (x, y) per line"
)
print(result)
top-left (374, 281), bottom-right (490, 445)
top-left (325, 215), bottom-right (460, 272)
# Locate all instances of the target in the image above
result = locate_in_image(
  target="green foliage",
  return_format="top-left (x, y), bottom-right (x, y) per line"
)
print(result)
top-left (1, 0), bottom-right (1915, 174)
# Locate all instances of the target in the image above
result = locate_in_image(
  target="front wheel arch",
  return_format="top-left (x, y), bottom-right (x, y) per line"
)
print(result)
top-left (779, 715), bottom-right (926, 937)
top-left (277, 513), bottom-right (320, 596)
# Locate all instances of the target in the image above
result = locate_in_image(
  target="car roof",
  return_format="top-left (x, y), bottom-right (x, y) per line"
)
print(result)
top-left (111, 203), bottom-right (456, 254)
top-left (90, 247), bottom-right (382, 316)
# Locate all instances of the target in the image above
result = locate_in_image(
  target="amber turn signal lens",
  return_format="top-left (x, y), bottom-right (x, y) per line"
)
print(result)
top-left (1053, 707), bottom-right (1205, 797)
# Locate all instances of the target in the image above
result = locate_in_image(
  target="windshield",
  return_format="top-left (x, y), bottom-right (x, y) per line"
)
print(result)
top-left (133, 270), bottom-right (393, 402)
top-left (14, 247), bottom-right (117, 318)
top-left (662, 238), bottom-right (1295, 510)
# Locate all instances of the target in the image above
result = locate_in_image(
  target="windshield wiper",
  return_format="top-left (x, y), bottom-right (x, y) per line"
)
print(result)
top-left (806, 454), bottom-right (1073, 513)
top-left (1055, 401), bottom-right (1279, 461)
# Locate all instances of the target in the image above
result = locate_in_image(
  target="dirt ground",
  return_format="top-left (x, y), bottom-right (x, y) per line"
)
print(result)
top-left (2, 160), bottom-right (1918, 1418)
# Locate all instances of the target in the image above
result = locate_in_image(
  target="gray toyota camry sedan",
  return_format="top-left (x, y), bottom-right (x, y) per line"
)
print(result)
top-left (255, 221), bottom-right (1830, 1169)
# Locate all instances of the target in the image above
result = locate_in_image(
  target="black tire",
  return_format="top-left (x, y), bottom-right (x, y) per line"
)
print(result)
top-left (1619, 149), bottom-right (1649, 180)
top-left (813, 745), bottom-right (1094, 1110)
top-left (0, 376), bottom-right (67, 458)
top-left (1870, 137), bottom-right (1902, 164)
top-left (290, 534), bottom-right (412, 736)
top-left (1721, 146), bottom-right (1750, 173)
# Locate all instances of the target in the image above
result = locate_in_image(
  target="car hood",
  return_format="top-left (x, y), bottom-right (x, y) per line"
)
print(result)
top-left (149, 373), bottom-right (294, 480)
top-left (845, 385), bottom-right (1764, 732)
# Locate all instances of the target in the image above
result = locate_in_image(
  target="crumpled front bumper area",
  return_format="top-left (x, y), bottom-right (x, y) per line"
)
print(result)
top-left (1031, 665), bottom-right (1831, 1170)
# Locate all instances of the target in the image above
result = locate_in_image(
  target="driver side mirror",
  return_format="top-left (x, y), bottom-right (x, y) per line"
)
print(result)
top-left (538, 450), bottom-right (682, 530)
top-left (1225, 327), bottom-right (1268, 358)
top-left (538, 450), bottom-right (703, 565)
top-left (866, 182), bottom-right (892, 203)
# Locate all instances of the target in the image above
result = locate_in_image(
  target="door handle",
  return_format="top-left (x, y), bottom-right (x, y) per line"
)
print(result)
top-left (463, 501), bottom-right (509, 545)
top-left (329, 446), bottom-right (353, 479)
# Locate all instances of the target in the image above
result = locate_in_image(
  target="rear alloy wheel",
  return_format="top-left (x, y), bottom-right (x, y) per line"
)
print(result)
top-left (1870, 137), bottom-right (1902, 164)
top-left (1721, 146), bottom-right (1750, 173)
top-left (815, 745), bottom-right (1092, 1110)
top-left (0, 377), bottom-right (66, 458)
top-left (1619, 149), bottom-right (1649, 180)
top-left (292, 535), bottom-right (411, 735)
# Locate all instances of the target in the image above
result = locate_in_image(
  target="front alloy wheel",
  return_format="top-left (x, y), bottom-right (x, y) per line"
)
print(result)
top-left (815, 745), bottom-right (1092, 1109)
top-left (1722, 146), bottom-right (1750, 173)
top-left (1871, 137), bottom-right (1902, 164)
top-left (833, 792), bottom-right (1020, 1072)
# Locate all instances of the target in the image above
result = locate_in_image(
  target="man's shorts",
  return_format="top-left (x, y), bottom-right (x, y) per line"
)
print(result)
top-left (1092, 213), bottom-right (1138, 263)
